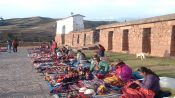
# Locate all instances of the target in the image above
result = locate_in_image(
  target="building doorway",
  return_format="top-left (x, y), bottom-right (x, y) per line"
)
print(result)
top-left (61, 25), bottom-right (66, 44)
top-left (108, 31), bottom-right (113, 50)
top-left (170, 26), bottom-right (175, 56)
top-left (77, 35), bottom-right (80, 44)
top-left (84, 34), bottom-right (86, 46)
top-left (94, 30), bottom-right (100, 43)
top-left (122, 29), bottom-right (129, 51)
top-left (72, 34), bottom-right (74, 46)
top-left (142, 28), bottom-right (151, 53)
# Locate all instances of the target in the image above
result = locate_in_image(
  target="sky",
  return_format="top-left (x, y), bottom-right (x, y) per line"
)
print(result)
top-left (0, 0), bottom-right (175, 21)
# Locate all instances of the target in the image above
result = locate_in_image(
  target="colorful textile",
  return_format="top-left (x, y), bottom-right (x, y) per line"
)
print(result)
top-left (120, 82), bottom-right (155, 98)
top-left (104, 75), bottom-right (125, 87)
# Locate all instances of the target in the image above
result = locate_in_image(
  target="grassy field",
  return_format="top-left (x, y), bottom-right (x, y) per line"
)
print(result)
top-left (84, 50), bottom-right (175, 78)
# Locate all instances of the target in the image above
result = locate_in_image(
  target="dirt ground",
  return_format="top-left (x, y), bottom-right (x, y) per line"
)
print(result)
top-left (0, 47), bottom-right (53, 98)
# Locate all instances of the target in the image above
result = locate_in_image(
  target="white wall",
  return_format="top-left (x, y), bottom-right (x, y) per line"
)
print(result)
top-left (56, 15), bottom-right (84, 35)
top-left (56, 17), bottom-right (73, 34)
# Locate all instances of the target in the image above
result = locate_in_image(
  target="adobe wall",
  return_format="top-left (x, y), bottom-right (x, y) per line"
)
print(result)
top-left (99, 20), bottom-right (175, 57)
top-left (55, 13), bottom-right (175, 57)
top-left (99, 28), bottom-right (115, 51)
top-left (55, 29), bottom-right (96, 47)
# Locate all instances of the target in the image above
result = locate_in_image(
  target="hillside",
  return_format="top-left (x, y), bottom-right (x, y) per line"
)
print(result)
top-left (84, 20), bottom-right (117, 29)
top-left (0, 17), bottom-right (118, 42)
top-left (0, 17), bottom-right (57, 42)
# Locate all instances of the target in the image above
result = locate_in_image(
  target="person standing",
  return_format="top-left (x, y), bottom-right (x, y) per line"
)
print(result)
top-left (51, 40), bottom-right (57, 54)
top-left (12, 39), bottom-right (18, 52)
top-left (97, 44), bottom-right (105, 57)
top-left (7, 40), bottom-right (12, 53)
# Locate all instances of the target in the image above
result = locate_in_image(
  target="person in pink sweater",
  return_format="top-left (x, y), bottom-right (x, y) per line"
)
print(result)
top-left (104, 60), bottom-right (132, 87)
top-left (116, 61), bottom-right (132, 82)
top-left (51, 40), bottom-right (57, 54)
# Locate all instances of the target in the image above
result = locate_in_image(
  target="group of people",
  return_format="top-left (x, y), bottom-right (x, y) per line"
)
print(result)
top-left (7, 39), bottom-right (18, 53)
top-left (90, 55), bottom-right (162, 98)
top-left (43, 40), bottom-right (166, 98)
top-left (83, 44), bottom-right (162, 98)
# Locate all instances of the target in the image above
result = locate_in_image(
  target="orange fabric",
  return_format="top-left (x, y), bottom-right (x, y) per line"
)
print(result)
top-left (120, 82), bottom-right (155, 98)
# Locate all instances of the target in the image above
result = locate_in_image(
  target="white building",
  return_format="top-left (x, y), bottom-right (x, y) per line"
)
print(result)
top-left (56, 14), bottom-right (85, 34)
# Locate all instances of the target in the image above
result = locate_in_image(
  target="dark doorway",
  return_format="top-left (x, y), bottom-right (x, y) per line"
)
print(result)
top-left (108, 31), bottom-right (113, 50)
top-left (72, 34), bottom-right (74, 46)
top-left (142, 28), bottom-right (151, 53)
top-left (77, 35), bottom-right (80, 44)
top-left (61, 25), bottom-right (66, 44)
top-left (84, 34), bottom-right (86, 46)
top-left (122, 29), bottom-right (129, 51)
top-left (94, 30), bottom-right (100, 43)
top-left (170, 26), bottom-right (175, 56)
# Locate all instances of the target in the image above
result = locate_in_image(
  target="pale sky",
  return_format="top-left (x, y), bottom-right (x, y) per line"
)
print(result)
top-left (0, 0), bottom-right (175, 21)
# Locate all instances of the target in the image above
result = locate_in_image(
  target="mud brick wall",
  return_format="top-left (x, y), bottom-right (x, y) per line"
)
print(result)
top-left (55, 29), bottom-right (96, 47)
top-left (99, 28), bottom-right (115, 51)
top-left (56, 14), bottom-right (175, 57)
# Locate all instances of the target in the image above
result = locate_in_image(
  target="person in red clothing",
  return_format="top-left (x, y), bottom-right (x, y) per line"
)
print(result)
top-left (51, 40), bottom-right (57, 54)
top-left (12, 39), bottom-right (18, 52)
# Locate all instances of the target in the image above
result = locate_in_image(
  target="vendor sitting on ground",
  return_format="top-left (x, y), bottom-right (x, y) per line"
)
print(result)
top-left (77, 50), bottom-right (86, 61)
top-left (120, 67), bottom-right (160, 98)
top-left (75, 50), bottom-right (88, 67)
top-left (90, 55), bottom-right (110, 79)
top-left (135, 67), bottom-right (160, 98)
top-left (104, 59), bottom-right (132, 87)
top-left (56, 49), bottom-right (63, 59)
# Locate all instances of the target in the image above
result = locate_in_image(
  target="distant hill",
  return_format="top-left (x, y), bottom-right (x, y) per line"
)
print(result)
top-left (0, 17), bottom-right (118, 42)
top-left (84, 20), bottom-right (118, 29)
top-left (0, 17), bottom-right (57, 42)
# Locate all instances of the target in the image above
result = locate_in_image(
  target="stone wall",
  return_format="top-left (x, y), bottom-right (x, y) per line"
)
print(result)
top-left (99, 20), bottom-right (175, 57)
top-left (55, 29), bottom-right (97, 47)
top-left (55, 13), bottom-right (175, 57)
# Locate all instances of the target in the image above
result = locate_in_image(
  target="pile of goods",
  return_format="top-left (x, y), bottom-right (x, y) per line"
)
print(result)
top-left (28, 43), bottom-right (121, 98)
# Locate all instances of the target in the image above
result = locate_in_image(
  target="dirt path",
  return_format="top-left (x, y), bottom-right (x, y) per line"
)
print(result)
top-left (0, 47), bottom-right (53, 98)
